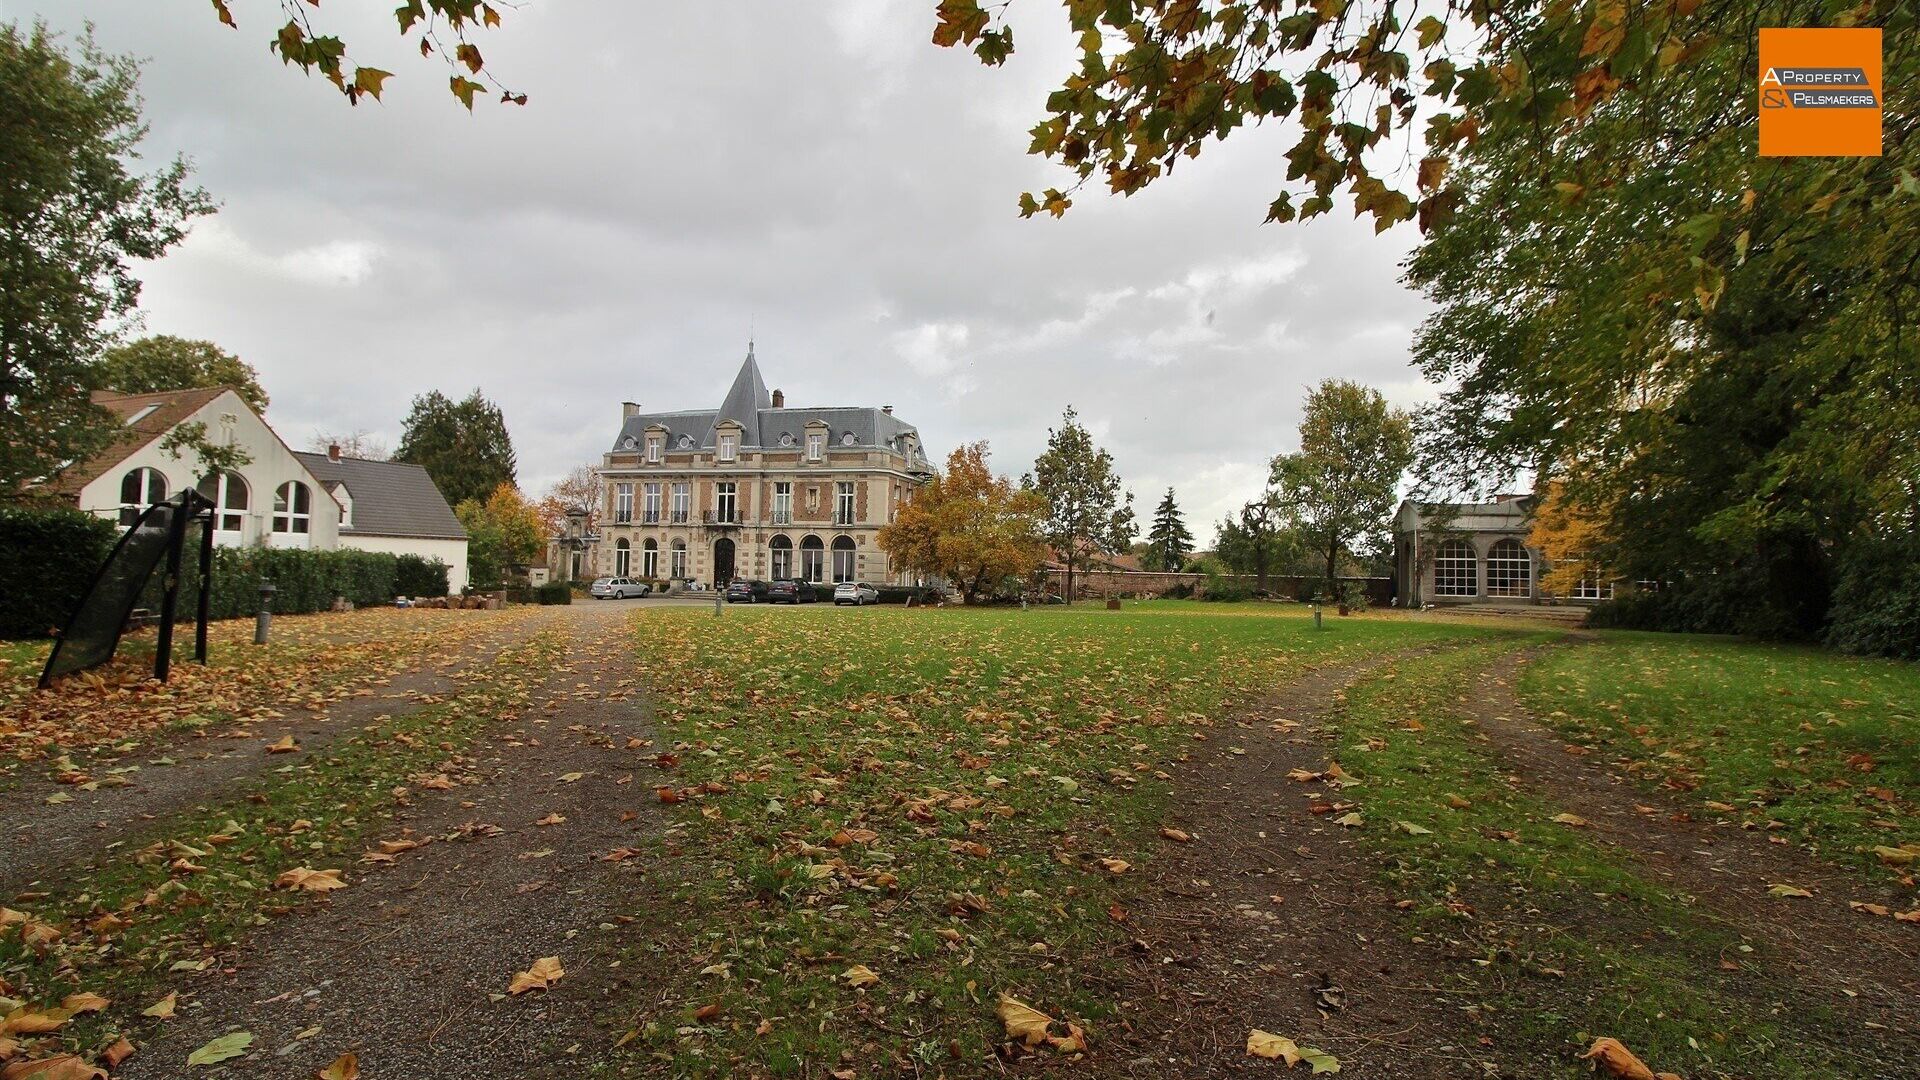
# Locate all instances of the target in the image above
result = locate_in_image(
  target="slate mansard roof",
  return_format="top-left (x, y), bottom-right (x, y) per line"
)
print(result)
top-left (294, 452), bottom-right (467, 540)
top-left (610, 348), bottom-right (926, 459)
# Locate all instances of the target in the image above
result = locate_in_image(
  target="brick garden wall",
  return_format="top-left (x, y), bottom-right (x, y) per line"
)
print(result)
top-left (1044, 569), bottom-right (1394, 604)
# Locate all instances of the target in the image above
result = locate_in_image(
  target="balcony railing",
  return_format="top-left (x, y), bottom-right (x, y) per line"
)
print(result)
top-left (642, 511), bottom-right (661, 524)
top-left (613, 511), bottom-right (633, 524)
top-left (671, 510), bottom-right (689, 524)
top-left (834, 512), bottom-right (855, 526)
top-left (772, 510), bottom-right (792, 525)
top-left (703, 511), bottom-right (740, 526)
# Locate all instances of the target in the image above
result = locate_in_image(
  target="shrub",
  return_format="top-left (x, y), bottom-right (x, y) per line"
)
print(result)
top-left (534, 581), bottom-right (573, 605)
top-left (0, 506), bottom-right (117, 638)
top-left (1824, 533), bottom-right (1920, 660)
top-left (394, 554), bottom-right (450, 598)
top-left (1200, 581), bottom-right (1253, 602)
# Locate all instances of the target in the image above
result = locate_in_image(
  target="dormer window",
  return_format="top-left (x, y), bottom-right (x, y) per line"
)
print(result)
top-left (718, 432), bottom-right (737, 462)
top-left (807, 432), bottom-right (824, 461)
top-left (622, 436), bottom-right (636, 449)
top-left (841, 431), bottom-right (857, 446)
top-left (779, 432), bottom-right (795, 447)
top-left (679, 434), bottom-right (693, 448)
top-left (646, 436), bottom-right (662, 462)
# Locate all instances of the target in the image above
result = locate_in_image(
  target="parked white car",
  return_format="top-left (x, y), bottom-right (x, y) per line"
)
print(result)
top-left (833, 581), bottom-right (879, 606)
top-left (590, 577), bottom-right (650, 600)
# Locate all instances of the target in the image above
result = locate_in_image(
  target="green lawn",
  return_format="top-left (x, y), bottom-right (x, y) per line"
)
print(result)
top-left (1518, 632), bottom-right (1920, 881)
top-left (0, 631), bottom-right (564, 1055)
top-left (1333, 640), bottom-right (1873, 1079)
top-left (608, 602), bottom-right (1495, 1076)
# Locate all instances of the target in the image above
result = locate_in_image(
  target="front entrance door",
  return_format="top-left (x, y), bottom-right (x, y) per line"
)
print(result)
top-left (713, 538), bottom-right (736, 585)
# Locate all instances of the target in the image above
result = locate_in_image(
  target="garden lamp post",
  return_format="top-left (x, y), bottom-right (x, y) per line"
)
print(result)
top-left (255, 580), bottom-right (276, 644)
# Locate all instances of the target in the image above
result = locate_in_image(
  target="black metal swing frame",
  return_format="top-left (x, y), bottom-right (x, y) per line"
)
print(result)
top-left (39, 488), bottom-right (217, 688)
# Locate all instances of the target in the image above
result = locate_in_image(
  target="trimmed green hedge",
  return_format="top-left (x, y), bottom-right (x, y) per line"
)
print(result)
top-left (534, 582), bottom-right (572, 605)
top-left (395, 554), bottom-right (451, 598)
top-left (0, 506), bottom-right (117, 639)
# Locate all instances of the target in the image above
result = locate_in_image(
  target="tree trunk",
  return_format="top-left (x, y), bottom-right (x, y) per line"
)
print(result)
top-left (1325, 540), bottom-right (1341, 598)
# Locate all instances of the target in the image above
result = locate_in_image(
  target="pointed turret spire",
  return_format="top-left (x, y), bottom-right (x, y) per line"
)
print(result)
top-left (706, 343), bottom-right (771, 447)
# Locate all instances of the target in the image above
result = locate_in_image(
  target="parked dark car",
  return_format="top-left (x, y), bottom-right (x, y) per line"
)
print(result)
top-left (767, 579), bottom-right (818, 604)
top-left (725, 579), bottom-right (772, 603)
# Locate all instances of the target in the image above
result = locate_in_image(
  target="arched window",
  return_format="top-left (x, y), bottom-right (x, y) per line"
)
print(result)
top-left (800, 535), bottom-right (825, 584)
top-left (272, 481), bottom-right (311, 534)
top-left (119, 467), bottom-right (168, 526)
top-left (769, 534), bottom-right (793, 580)
top-left (196, 471), bottom-right (249, 535)
top-left (670, 539), bottom-right (688, 579)
top-left (1486, 539), bottom-right (1532, 597)
top-left (1432, 539), bottom-right (1477, 597)
top-left (614, 537), bottom-right (631, 577)
top-left (831, 535), bottom-right (857, 584)
top-left (641, 537), bottom-right (659, 578)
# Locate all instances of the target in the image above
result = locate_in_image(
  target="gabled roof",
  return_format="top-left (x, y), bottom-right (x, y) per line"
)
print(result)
top-left (610, 348), bottom-right (927, 462)
top-left (43, 388), bottom-right (231, 496)
top-left (294, 453), bottom-right (467, 540)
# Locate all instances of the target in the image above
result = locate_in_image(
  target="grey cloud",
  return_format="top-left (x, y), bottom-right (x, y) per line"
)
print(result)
top-left (22, 0), bottom-right (1431, 543)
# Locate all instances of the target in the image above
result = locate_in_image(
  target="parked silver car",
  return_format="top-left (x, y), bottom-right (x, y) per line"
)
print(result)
top-left (590, 577), bottom-right (650, 599)
top-left (833, 581), bottom-right (879, 606)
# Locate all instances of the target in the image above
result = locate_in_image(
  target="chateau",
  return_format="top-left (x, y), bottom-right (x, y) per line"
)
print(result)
top-left (590, 348), bottom-right (933, 587)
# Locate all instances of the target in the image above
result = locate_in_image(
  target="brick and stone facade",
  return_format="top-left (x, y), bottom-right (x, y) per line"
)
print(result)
top-left (590, 348), bottom-right (934, 588)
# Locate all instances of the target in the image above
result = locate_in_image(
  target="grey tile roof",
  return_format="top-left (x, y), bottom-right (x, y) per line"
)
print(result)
top-left (294, 453), bottom-right (467, 540)
top-left (612, 349), bottom-right (925, 457)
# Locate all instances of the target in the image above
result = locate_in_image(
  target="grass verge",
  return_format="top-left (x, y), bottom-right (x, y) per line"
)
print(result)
top-left (1517, 632), bottom-right (1920, 884)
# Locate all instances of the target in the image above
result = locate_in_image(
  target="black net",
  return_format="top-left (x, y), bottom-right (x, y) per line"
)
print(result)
top-left (40, 493), bottom-right (210, 686)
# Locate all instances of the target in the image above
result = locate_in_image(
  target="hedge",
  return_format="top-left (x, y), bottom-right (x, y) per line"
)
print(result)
top-left (395, 554), bottom-right (452, 598)
top-left (0, 506), bottom-right (117, 639)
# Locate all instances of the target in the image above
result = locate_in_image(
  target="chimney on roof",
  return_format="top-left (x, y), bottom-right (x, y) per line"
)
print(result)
top-left (882, 404), bottom-right (893, 415)
top-left (622, 401), bottom-right (641, 419)
top-left (771, 388), bottom-right (785, 408)
top-left (327, 443), bottom-right (342, 462)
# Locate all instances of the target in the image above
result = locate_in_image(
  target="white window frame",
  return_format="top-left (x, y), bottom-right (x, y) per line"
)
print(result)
top-left (1572, 568), bottom-right (1615, 600)
top-left (714, 481), bottom-right (737, 523)
top-left (806, 432), bottom-right (824, 461)
top-left (272, 481), bottom-right (312, 535)
top-left (670, 540), bottom-right (688, 579)
top-left (614, 482), bottom-right (634, 524)
top-left (671, 482), bottom-right (690, 523)
top-left (643, 482), bottom-right (662, 523)
top-left (646, 437), bottom-right (662, 463)
top-left (614, 538), bottom-right (631, 577)
top-left (119, 467), bottom-right (169, 526)
top-left (835, 482), bottom-right (855, 526)
top-left (641, 538), bottom-right (659, 578)
top-left (1486, 539), bottom-right (1533, 598)
top-left (718, 433), bottom-right (737, 462)
top-left (197, 471), bottom-right (249, 535)
top-left (831, 536), bottom-right (857, 584)
top-left (770, 535), bottom-right (793, 579)
top-left (773, 482), bottom-right (792, 525)
top-left (800, 536), bottom-right (825, 584)
top-left (1432, 539), bottom-right (1477, 597)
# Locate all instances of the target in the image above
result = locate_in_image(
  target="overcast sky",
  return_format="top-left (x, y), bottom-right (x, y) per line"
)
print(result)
top-left (18, 0), bottom-right (1434, 543)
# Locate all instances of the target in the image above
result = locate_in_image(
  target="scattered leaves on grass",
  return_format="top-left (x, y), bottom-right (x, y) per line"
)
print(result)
top-left (186, 1031), bottom-right (253, 1066)
top-left (266, 735), bottom-right (298, 754)
top-left (508, 955), bottom-right (564, 995)
top-left (275, 867), bottom-right (348, 893)
top-left (1160, 827), bottom-right (1194, 843)
top-left (1246, 1029), bottom-right (1341, 1072)
top-left (0, 1055), bottom-right (107, 1079)
top-left (1578, 1037), bottom-right (1682, 1080)
top-left (1766, 883), bottom-right (1813, 898)
top-left (994, 995), bottom-right (1085, 1053)
top-left (841, 965), bottom-right (880, 988)
top-left (1551, 813), bottom-right (1590, 827)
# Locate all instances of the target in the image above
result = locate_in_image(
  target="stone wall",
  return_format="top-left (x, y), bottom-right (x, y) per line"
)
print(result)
top-left (1044, 569), bottom-right (1394, 603)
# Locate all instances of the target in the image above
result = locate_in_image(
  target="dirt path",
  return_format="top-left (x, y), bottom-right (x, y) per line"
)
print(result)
top-left (115, 607), bottom-right (669, 1079)
top-left (1465, 645), bottom-right (1920, 1024)
top-left (0, 608), bottom-right (556, 893)
top-left (1095, 647), bottom-right (1492, 1080)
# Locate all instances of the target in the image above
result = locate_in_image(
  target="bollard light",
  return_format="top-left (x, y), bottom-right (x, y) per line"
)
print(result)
top-left (255, 580), bottom-right (276, 644)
